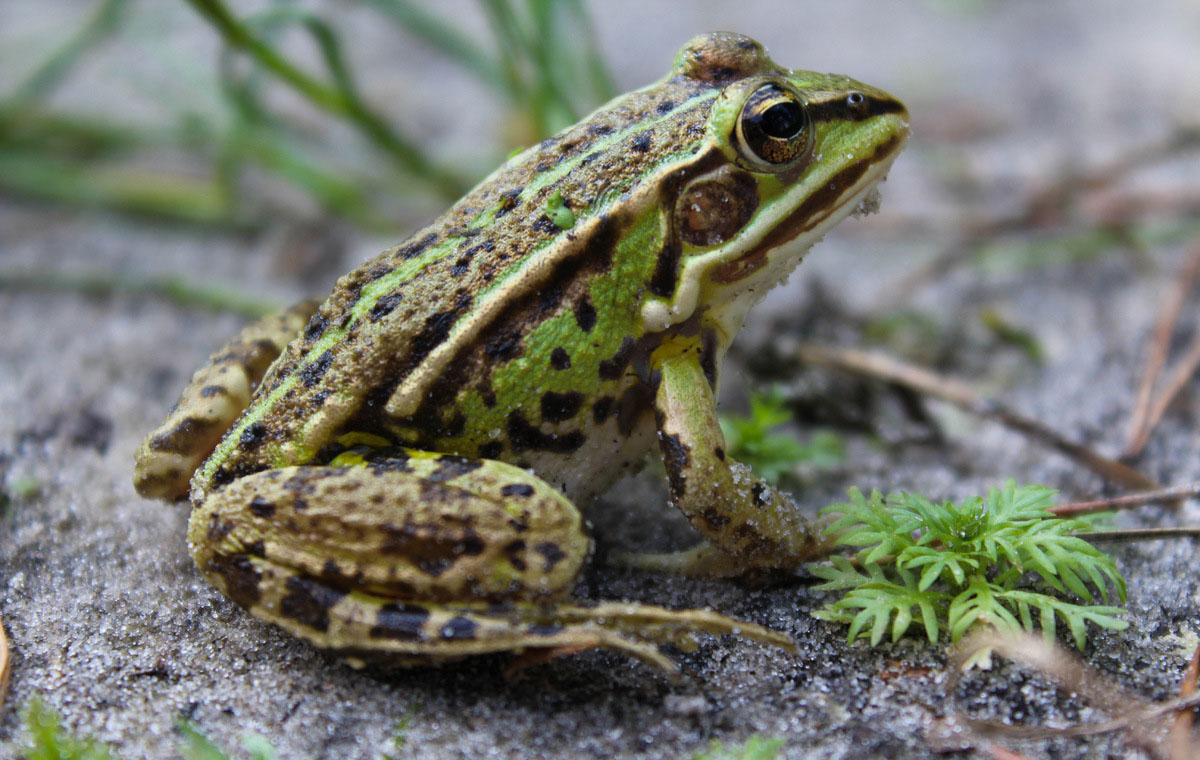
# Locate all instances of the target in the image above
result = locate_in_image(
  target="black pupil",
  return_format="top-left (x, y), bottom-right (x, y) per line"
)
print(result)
top-left (760, 101), bottom-right (804, 140)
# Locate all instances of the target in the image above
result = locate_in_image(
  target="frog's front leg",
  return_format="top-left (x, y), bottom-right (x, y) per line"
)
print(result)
top-left (635, 338), bottom-right (837, 576)
top-left (189, 448), bottom-right (793, 675)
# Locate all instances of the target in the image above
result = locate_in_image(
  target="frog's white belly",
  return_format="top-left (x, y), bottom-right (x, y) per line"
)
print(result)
top-left (518, 413), bottom-right (659, 505)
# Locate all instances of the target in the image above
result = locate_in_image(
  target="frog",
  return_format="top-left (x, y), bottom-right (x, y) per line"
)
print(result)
top-left (133, 32), bottom-right (909, 676)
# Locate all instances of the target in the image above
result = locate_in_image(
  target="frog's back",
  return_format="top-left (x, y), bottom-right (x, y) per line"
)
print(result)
top-left (193, 34), bottom-right (786, 496)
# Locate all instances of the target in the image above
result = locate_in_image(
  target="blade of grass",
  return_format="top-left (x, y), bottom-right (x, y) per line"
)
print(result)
top-left (0, 105), bottom-right (176, 157)
top-left (0, 270), bottom-right (278, 318)
top-left (177, 721), bottom-right (232, 760)
top-left (183, 0), bottom-right (467, 199)
top-left (560, 0), bottom-right (615, 103)
top-left (0, 147), bottom-right (238, 225)
top-left (362, 0), bottom-right (509, 95)
top-left (527, 0), bottom-right (584, 133)
top-left (21, 697), bottom-right (120, 760)
top-left (233, 126), bottom-right (398, 230)
top-left (6, 0), bottom-right (128, 104)
top-left (212, 46), bottom-right (398, 231)
top-left (480, 0), bottom-right (538, 128)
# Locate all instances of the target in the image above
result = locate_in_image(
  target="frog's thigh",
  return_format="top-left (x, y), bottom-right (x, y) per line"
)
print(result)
top-left (190, 452), bottom-right (590, 607)
top-left (133, 299), bottom-right (319, 500)
top-left (188, 451), bottom-right (794, 672)
top-left (645, 340), bottom-right (836, 574)
top-left (189, 452), bottom-right (600, 659)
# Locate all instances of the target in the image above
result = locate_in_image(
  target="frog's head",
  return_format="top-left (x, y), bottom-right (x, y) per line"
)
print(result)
top-left (641, 32), bottom-right (910, 336)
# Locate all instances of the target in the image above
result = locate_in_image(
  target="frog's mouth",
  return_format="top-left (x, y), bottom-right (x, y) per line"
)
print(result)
top-left (685, 128), bottom-right (907, 347)
top-left (709, 129), bottom-right (907, 288)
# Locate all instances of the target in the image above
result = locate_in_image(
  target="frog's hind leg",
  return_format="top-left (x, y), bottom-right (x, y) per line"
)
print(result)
top-left (133, 300), bottom-right (319, 500)
top-left (230, 578), bottom-right (791, 676)
top-left (188, 449), bottom-right (794, 675)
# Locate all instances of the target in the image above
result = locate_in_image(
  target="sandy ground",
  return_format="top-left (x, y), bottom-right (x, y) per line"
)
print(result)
top-left (1, 1), bottom-right (1199, 758)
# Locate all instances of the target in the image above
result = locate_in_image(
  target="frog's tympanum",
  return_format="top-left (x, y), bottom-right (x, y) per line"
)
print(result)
top-left (134, 33), bottom-right (909, 675)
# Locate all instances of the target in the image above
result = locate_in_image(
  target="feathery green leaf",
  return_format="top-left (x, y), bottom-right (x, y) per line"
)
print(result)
top-left (810, 480), bottom-right (1127, 650)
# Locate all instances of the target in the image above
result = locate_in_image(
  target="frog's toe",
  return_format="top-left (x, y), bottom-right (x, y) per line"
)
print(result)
top-left (490, 601), bottom-right (797, 678)
top-left (558, 601), bottom-right (797, 655)
top-left (503, 636), bottom-right (678, 680)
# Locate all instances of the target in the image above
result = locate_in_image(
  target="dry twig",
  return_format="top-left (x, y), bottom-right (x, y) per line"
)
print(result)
top-left (793, 343), bottom-right (1157, 490)
top-left (882, 126), bottom-right (1200, 309)
top-left (1052, 482), bottom-right (1200, 517)
top-left (1082, 527), bottom-right (1200, 542)
top-left (1081, 188), bottom-right (1200, 224)
top-left (1126, 240), bottom-right (1200, 458)
top-left (1139, 333), bottom-right (1200, 452)
top-left (933, 631), bottom-right (1200, 757)
top-left (0, 614), bottom-right (10, 713)
top-left (1170, 642), bottom-right (1200, 760)
top-left (989, 747), bottom-right (1033, 760)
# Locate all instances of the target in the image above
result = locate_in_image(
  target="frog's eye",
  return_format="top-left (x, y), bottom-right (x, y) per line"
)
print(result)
top-left (734, 84), bottom-right (813, 170)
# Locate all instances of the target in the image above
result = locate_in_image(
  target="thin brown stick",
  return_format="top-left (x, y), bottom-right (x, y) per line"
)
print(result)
top-left (794, 343), bottom-right (1157, 490)
top-left (989, 747), bottom-right (1032, 760)
top-left (1052, 482), bottom-right (1200, 517)
top-left (1081, 527), bottom-right (1200, 542)
top-left (1125, 242), bottom-right (1200, 457)
top-left (1084, 188), bottom-right (1200, 224)
top-left (1169, 641), bottom-right (1200, 760)
top-left (0, 614), bottom-right (9, 713)
top-left (1140, 332), bottom-right (1200, 448)
top-left (947, 632), bottom-right (1200, 753)
top-left (881, 126), bottom-right (1200, 308)
top-left (957, 680), bottom-right (1200, 742)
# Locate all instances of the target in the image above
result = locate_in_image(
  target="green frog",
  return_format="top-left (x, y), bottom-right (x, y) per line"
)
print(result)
top-left (134, 32), bottom-right (908, 676)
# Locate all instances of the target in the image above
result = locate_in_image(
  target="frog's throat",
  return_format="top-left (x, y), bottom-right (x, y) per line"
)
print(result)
top-left (640, 129), bottom-right (907, 338)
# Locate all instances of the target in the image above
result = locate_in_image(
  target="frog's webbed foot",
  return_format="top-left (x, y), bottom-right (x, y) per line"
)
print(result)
top-left (211, 559), bottom-right (794, 678)
top-left (501, 601), bottom-right (798, 678)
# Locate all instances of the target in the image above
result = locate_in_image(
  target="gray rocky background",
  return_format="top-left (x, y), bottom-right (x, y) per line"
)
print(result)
top-left (1, 1), bottom-right (1199, 758)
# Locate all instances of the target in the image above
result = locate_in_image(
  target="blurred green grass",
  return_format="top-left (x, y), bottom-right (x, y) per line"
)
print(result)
top-left (0, 0), bottom-right (614, 231)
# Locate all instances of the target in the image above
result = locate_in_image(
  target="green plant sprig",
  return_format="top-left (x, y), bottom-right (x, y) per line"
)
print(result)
top-left (18, 696), bottom-right (285, 760)
top-left (693, 735), bottom-right (784, 760)
top-left (718, 387), bottom-right (844, 485)
top-left (21, 697), bottom-right (118, 760)
top-left (810, 480), bottom-right (1128, 650)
